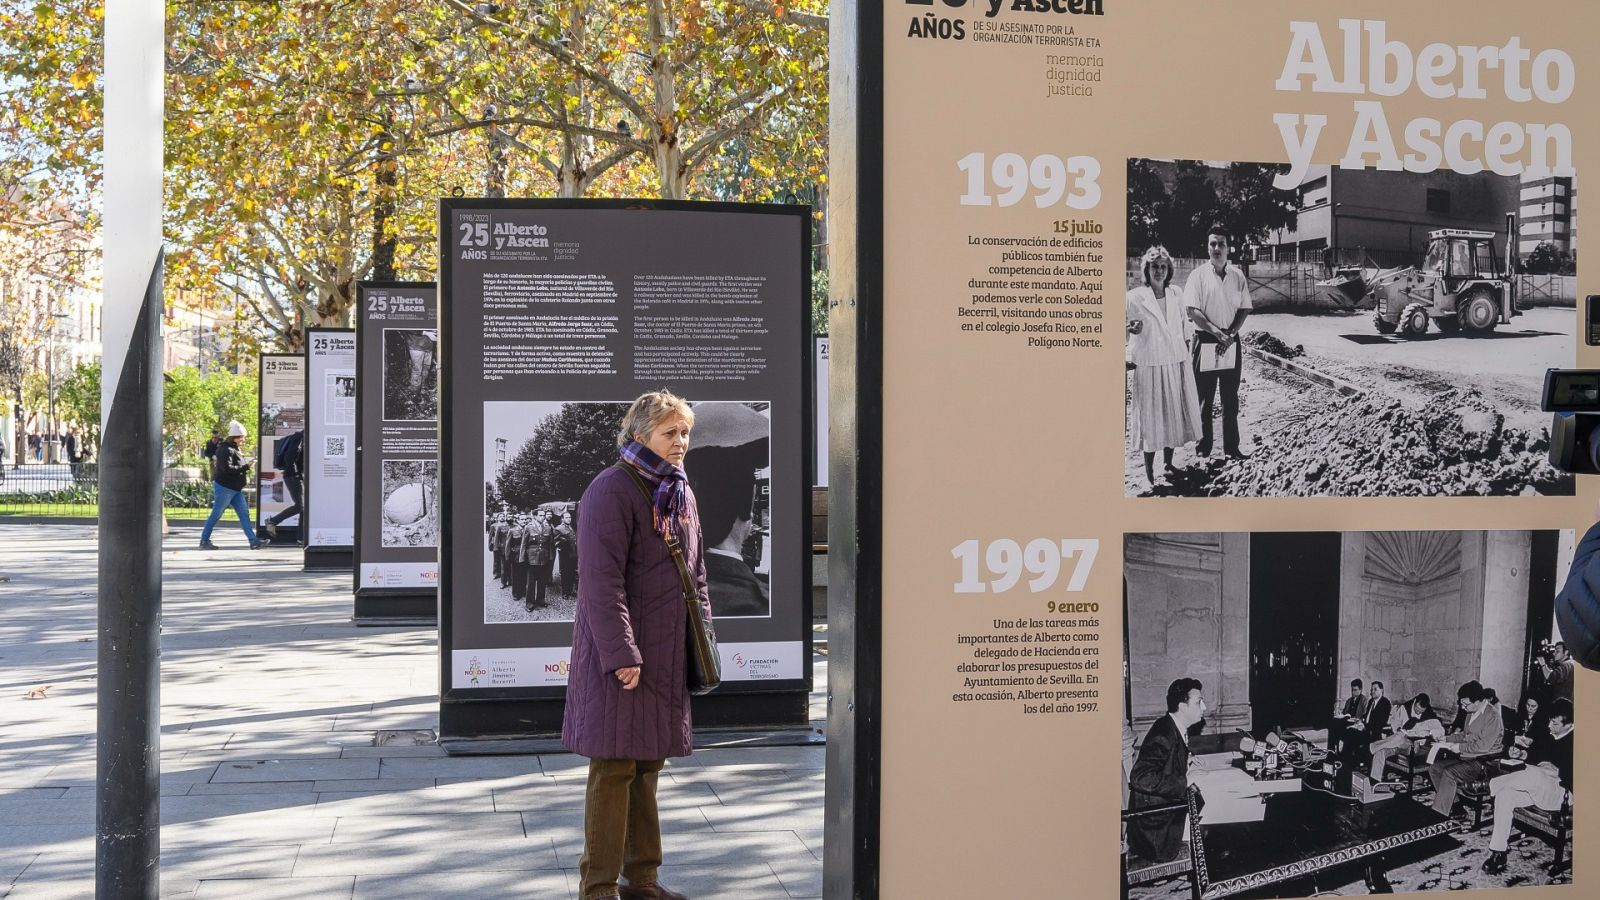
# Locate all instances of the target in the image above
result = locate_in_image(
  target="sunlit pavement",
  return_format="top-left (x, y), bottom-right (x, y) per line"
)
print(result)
top-left (0, 524), bottom-right (823, 899)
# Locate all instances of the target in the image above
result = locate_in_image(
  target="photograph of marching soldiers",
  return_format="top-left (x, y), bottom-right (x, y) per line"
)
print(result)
top-left (1122, 530), bottom-right (1575, 898)
top-left (482, 399), bottom-right (773, 625)
top-left (382, 328), bottom-right (439, 421)
top-left (1123, 158), bottom-right (1576, 498)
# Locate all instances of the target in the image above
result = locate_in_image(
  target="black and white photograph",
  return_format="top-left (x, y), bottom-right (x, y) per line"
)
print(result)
top-left (1123, 158), bottom-right (1576, 498)
top-left (380, 459), bottom-right (438, 548)
top-left (482, 400), bottom-right (773, 625)
top-left (382, 328), bottom-right (438, 422)
top-left (1121, 530), bottom-right (1575, 898)
top-left (324, 371), bottom-right (356, 426)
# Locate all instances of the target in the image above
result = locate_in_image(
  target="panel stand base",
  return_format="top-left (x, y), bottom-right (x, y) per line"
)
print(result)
top-left (353, 591), bottom-right (436, 626)
top-left (304, 546), bottom-right (353, 571)
top-left (439, 690), bottom-right (813, 744)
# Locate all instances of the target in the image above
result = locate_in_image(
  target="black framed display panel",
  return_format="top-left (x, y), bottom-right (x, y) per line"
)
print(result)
top-left (255, 352), bottom-right (305, 544)
top-left (303, 327), bottom-right (356, 572)
top-left (353, 281), bottom-right (440, 625)
top-left (437, 198), bottom-right (815, 741)
top-left (824, 1), bottom-right (883, 897)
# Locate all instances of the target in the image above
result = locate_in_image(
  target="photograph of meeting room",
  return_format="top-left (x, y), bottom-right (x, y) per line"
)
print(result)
top-left (1121, 530), bottom-right (1575, 898)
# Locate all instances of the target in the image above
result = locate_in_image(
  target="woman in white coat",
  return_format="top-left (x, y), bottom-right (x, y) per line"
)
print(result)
top-left (1126, 245), bottom-right (1202, 487)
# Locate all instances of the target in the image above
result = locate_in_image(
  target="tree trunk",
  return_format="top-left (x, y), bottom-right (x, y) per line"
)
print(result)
top-left (647, 0), bottom-right (687, 200)
top-left (557, 2), bottom-right (593, 199)
top-left (486, 126), bottom-right (507, 198)
top-left (371, 111), bottom-right (398, 281)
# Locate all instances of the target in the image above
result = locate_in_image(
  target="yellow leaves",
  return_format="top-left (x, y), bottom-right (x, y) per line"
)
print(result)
top-left (335, 59), bottom-right (350, 73)
top-left (70, 70), bottom-right (94, 90)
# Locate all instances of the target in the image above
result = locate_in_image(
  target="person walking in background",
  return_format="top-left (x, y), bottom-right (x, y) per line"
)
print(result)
top-left (262, 429), bottom-right (304, 541)
top-left (1184, 224), bottom-right (1254, 459)
top-left (1127, 245), bottom-right (1201, 487)
top-left (199, 420), bottom-right (260, 550)
top-left (563, 391), bottom-right (708, 900)
top-left (202, 427), bottom-right (224, 480)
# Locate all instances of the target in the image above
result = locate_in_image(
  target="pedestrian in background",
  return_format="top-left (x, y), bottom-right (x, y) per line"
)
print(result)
top-left (202, 428), bottom-right (224, 480)
top-left (199, 420), bottom-right (260, 550)
top-left (562, 390), bottom-right (707, 900)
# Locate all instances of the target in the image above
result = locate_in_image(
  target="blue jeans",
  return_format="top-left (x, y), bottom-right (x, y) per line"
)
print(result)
top-left (200, 483), bottom-right (257, 545)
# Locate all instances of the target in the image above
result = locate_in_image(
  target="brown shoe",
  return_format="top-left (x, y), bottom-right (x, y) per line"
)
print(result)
top-left (619, 882), bottom-right (688, 900)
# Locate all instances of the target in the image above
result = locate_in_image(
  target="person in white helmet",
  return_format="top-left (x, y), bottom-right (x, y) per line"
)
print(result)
top-left (199, 420), bottom-right (261, 550)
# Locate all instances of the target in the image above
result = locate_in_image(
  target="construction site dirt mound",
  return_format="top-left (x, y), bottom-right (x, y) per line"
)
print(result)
top-left (1242, 331), bottom-right (1304, 358)
top-left (1205, 388), bottom-right (1571, 497)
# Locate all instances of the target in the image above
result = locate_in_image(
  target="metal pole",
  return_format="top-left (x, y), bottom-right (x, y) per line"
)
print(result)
top-left (99, 2), bottom-right (164, 897)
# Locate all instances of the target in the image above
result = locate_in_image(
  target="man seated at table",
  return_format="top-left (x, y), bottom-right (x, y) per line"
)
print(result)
top-left (1481, 698), bottom-right (1574, 874)
top-left (1428, 680), bottom-right (1504, 817)
top-left (1336, 679), bottom-right (1391, 766)
top-left (1128, 678), bottom-right (1207, 862)
top-left (1328, 678), bottom-right (1368, 754)
top-left (1368, 692), bottom-right (1445, 781)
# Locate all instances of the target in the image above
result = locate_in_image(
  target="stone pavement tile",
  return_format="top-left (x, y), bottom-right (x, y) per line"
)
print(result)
top-left (657, 829), bottom-right (814, 861)
top-left (352, 868), bottom-right (571, 900)
top-left (162, 816), bottom-right (337, 848)
top-left (312, 784), bottom-right (495, 817)
top-left (0, 790), bottom-right (65, 801)
top-left (161, 844), bottom-right (301, 888)
top-left (645, 862), bottom-right (791, 899)
top-left (792, 827), bottom-right (823, 860)
top-left (0, 799), bottom-right (94, 827)
top-left (310, 778), bottom-right (435, 794)
top-left (0, 825), bottom-right (92, 851)
top-left (701, 802), bottom-right (822, 834)
top-left (192, 875), bottom-right (354, 899)
top-left (1, 880), bottom-right (94, 900)
top-left (376, 756), bottom-right (545, 780)
top-left (0, 850), bottom-right (39, 887)
top-left (666, 748), bottom-right (825, 772)
top-left (210, 758), bottom-right (379, 784)
top-left (294, 837), bottom-right (560, 877)
top-left (330, 712), bottom-right (438, 732)
top-left (0, 768), bottom-right (61, 791)
top-left (769, 852), bottom-right (823, 897)
top-left (184, 781), bottom-right (316, 796)
top-left (701, 775), bottom-right (822, 808)
top-left (536, 754), bottom-right (590, 777)
top-left (337, 744), bottom-right (447, 759)
top-left (328, 812), bottom-right (528, 843)
top-left (0, 839), bottom-right (90, 899)
top-left (160, 793), bottom-right (322, 823)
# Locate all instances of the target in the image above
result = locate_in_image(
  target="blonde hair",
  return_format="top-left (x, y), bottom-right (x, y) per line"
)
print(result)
top-left (617, 390), bottom-right (696, 447)
top-left (1140, 245), bottom-right (1174, 290)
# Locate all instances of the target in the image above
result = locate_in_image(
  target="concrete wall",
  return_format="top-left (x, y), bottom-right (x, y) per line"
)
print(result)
top-left (1124, 533), bottom-right (1250, 738)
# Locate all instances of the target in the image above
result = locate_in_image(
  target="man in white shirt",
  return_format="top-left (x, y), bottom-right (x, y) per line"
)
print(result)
top-left (1184, 225), bottom-right (1253, 459)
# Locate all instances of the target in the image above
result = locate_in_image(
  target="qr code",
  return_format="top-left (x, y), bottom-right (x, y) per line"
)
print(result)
top-left (324, 435), bottom-right (348, 459)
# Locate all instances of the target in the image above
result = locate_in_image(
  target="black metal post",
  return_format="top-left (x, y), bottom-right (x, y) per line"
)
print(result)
top-left (96, 254), bottom-right (164, 898)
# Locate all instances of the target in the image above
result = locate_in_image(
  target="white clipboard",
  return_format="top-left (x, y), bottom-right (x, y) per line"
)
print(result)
top-left (1198, 341), bottom-right (1238, 373)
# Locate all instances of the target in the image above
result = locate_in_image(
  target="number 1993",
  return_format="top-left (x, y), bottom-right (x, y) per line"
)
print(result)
top-left (957, 152), bottom-right (1101, 209)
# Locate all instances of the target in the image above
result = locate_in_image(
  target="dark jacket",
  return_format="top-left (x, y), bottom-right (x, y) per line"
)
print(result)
top-left (1363, 696), bottom-right (1392, 736)
top-left (1128, 714), bottom-right (1190, 862)
top-left (561, 465), bottom-right (710, 761)
top-left (214, 441), bottom-right (252, 491)
top-left (1556, 520), bottom-right (1600, 670)
top-left (705, 552), bottom-right (771, 618)
top-left (274, 431), bottom-right (304, 481)
top-left (1524, 728), bottom-right (1574, 791)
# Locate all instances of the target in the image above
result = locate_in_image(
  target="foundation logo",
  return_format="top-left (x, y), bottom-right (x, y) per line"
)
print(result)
top-left (543, 659), bottom-right (571, 676)
top-left (368, 568), bottom-right (385, 585)
top-left (734, 653), bottom-right (748, 669)
top-left (465, 657), bottom-right (487, 685)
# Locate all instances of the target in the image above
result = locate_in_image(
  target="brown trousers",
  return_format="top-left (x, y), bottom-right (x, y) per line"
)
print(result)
top-left (579, 757), bottom-right (665, 899)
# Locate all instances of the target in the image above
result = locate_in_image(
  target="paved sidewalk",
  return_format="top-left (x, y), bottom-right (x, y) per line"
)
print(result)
top-left (0, 525), bottom-right (823, 899)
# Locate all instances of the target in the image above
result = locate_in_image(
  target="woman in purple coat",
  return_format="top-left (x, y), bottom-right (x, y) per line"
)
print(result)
top-left (563, 391), bottom-right (709, 900)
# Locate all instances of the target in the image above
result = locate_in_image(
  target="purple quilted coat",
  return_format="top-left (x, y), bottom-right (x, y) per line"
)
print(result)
top-left (562, 465), bottom-right (711, 760)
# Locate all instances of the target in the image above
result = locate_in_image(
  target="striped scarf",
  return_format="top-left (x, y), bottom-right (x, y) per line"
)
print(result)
top-left (619, 440), bottom-right (688, 537)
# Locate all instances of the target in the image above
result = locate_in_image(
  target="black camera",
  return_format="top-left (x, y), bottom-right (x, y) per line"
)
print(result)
top-left (1543, 369), bottom-right (1600, 474)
